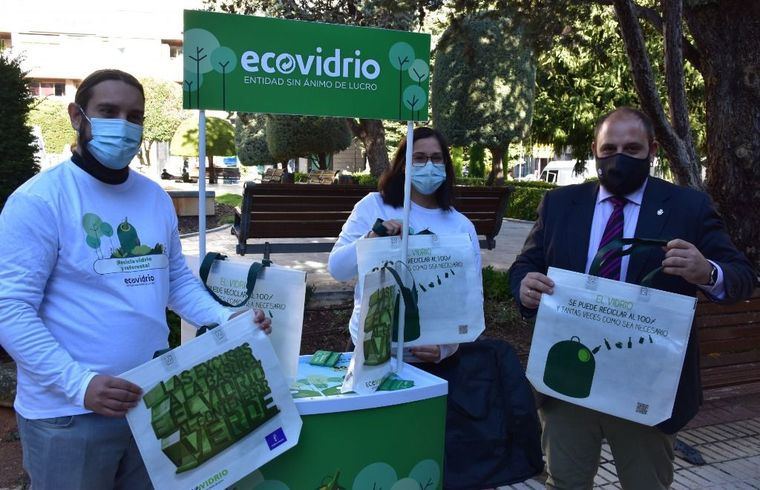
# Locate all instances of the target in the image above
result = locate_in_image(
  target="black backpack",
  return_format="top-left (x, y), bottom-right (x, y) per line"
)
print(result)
top-left (422, 339), bottom-right (544, 489)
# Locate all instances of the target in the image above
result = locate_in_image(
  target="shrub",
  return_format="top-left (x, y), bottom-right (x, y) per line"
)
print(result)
top-left (352, 173), bottom-right (378, 187)
top-left (456, 177), bottom-right (488, 186)
top-left (482, 266), bottom-right (512, 301)
top-left (0, 53), bottom-right (39, 210)
top-left (28, 98), bottom-right (76, 154)
top-left (507, 182), bottom-right (552, 221)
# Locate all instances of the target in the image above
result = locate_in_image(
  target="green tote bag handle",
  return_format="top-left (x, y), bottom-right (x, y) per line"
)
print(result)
top-left (199, 252), bottom-right (266, 308)
top-left (589, 237), bottom-right (668, 288)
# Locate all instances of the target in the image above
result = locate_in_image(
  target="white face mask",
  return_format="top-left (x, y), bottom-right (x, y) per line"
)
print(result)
top-left (79, 107), bottom-right (143, 170)
top-left (411, 161), bottom-right (446, 195)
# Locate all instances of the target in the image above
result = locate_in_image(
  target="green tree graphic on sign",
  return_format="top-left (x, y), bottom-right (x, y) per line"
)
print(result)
top-left (388, 42), bottom-right (415, 120)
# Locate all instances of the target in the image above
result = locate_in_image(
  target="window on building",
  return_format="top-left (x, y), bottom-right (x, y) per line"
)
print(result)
top-left (162, 39), bottom-right (183, 59)
top-left (0, 32), bottom-right (10, 50)
top-left (30, 80), bottom-right (66, 97)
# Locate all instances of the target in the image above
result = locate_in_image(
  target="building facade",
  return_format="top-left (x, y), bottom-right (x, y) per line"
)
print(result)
top-left (0, 0), bottom-right (200, 100)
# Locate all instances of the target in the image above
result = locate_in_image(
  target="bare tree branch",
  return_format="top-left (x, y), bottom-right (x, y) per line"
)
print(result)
top-left (598, 0), bottom-right (703, 72)
top-left (663, 0), bottom-right (692, 144)
top-left (612, 0), bottom-right (702, 188)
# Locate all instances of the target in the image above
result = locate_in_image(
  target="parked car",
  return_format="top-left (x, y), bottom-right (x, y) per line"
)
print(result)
top-left (540, 160), bottom-right (596, 186)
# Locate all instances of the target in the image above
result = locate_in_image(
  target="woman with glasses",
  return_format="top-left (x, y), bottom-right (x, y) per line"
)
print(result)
top-left (328, 126), bottom-right (482, 364)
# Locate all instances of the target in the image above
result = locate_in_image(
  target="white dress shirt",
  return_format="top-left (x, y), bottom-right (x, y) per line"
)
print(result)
top-left (584, 179), bottom-right (725, 298)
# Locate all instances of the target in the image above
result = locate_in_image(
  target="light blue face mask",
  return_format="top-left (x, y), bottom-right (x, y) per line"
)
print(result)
top-left (411, 161), bottom-right (447, 195)
top-left (79, 107), bottom-right (143, 170)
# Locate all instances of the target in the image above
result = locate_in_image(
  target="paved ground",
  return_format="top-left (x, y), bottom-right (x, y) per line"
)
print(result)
top-left (180, 196), bottom-right (760, 489)
top-left (503, 413), bottom-right (760, 489)
top-left (180, 215), bottom-right (536, 291)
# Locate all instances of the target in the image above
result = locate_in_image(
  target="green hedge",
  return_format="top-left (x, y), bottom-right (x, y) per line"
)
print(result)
top-left (282, 173), bottom-right (551, 221)
top-left (456, 176), bottom-right (488, 186)
top-left (216, 193), bottom-right (242, 207)
top-left (510, 180), bottom-right (556, 189)
top-left (351, 173), bottom-right (378, 187)
top-left (481, 266), bottom-right (512, 301)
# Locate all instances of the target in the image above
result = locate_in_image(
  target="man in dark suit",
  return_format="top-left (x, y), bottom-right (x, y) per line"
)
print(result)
top-left (509, 107), bottom-right (756, 489)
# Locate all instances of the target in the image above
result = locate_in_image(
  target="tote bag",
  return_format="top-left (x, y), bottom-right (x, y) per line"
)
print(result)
top-left (121, 314), bottom-right (302, 489)
top-left (342, 264), bottom-right (415, 394)
top-left (526, 238), bottom-right (697, 425)
top-left (356, 233), bottom-right (484, 346)
top-left (186, 253), bottom-right (306, 380)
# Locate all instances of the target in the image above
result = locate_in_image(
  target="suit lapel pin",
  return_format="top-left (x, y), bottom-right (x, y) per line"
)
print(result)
top-left (657, 209), bottom-right (664, 216)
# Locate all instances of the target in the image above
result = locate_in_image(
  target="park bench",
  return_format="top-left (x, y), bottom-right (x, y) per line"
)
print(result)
top-left (306, 169), bottom-right (339, 184)
top-left (697, 288), bottom-right (760, 400)
top-left (221, 167), bottom-right (241, 183)
top-left (260, 168), bottom-right (286, 183)
top-left (232, 182), bottom-right (513, 255)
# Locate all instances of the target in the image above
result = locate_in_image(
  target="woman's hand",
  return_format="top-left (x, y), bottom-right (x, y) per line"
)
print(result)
top-left (253, 308), bottom-right (272, 335)
top-left (230, 308), bottom-right (272, 335)
top-left (410, 345), bottom-right (441, 363)
top-left (367, 219), bottom-right (403, 238)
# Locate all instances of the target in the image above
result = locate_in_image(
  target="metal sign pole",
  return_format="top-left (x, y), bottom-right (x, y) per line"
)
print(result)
top-left (395, 120), bottom-right (414, 372)
top-left (198, 109), bottom-right (207, 259)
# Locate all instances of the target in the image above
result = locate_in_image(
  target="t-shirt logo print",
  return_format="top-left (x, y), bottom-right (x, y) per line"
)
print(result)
top-left (82, 213), bottom-right (169, 275)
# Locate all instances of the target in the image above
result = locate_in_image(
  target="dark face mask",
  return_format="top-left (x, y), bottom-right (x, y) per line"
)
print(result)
top-left (595, 153), bottom-right (650, 196)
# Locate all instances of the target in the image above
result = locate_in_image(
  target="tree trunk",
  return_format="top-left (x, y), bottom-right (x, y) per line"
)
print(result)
top-left (317, 153), bottom-right (328, 169)
top-left (685, 0), bottom-right (760, 269)
top-left (141, 141), bottom-right (153, 166)
top-left (207, 155), bottom-right (217, 184)
top-left (486, 147), bottom-right (506, 186)
top-left (612, 0), bottom-right (702, 189)
top-left (347, 118), bottom-right (389, 176)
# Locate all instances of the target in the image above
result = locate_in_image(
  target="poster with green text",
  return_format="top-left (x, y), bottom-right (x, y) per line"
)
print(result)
top-left (183, 10), bottom-right (431, 121)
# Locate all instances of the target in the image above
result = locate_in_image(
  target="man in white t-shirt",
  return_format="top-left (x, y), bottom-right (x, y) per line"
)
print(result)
top-left (0, 69), bottom-right (271, 489)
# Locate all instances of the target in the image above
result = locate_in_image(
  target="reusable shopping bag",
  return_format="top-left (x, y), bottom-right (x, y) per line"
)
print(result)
top-left (342, 264), bottom-right (414, 394)
top-left (526, 238), bottom-right (697, 425)
top-left (121, 314), bottom-right (302, 489)
top-left (356, 233), bottom-right (484, 346)
top-left (185, 253), bottom-right (306, 380)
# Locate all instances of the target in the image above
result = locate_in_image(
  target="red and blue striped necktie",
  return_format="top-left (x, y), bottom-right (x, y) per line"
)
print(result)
top-left (597, 196), bottom-right (628, 280)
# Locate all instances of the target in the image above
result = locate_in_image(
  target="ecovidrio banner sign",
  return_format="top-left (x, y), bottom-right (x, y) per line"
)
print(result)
top-left (183, 10), bottom-right (431, 121)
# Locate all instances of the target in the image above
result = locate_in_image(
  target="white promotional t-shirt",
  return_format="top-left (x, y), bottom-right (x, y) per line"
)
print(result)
top-left (0, 160), bottom-right (231, 418)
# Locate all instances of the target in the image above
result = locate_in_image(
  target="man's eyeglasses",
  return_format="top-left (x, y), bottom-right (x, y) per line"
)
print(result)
top-left (411, 152), bottom-right (445, 166)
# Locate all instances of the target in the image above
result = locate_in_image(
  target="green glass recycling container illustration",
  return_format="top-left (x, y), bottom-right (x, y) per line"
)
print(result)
top-left (544, 336), bottom-right (596, 398)
top-left (363, 285), bottom-right (395, 366)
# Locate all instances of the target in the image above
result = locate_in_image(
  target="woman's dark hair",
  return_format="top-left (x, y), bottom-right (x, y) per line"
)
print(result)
top-left (74, 69), bottom-right (144, 110)
top-left (378, 127), bottom-right (455, 210)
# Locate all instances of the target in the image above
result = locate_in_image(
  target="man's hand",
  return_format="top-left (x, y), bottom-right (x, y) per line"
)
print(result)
top-left (410, 345), bottom-right (441, 363)
top-left (662, 239), bottom-right (713, 285)
top-left (368, 219), bottom-right (403, 238)
top-left (519, 272), bottom-right (555, 309)
top-left (84, 375), bottom-right (142, 417)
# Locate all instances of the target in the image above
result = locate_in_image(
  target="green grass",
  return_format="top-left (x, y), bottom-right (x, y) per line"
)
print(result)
top-left (216, 193), bottom-right (242, 207)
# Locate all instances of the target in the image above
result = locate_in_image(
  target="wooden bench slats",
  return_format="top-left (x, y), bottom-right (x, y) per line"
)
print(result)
top-left (246, 221), bottom-right (347, 238)
top-left (696, 289), bottom-right (760, 399)
top-left (696, 311), bottom-right (760, 329)
top-left (698, 323), bottom-right (760, 342)
top-left (249, 211), bottom-right (352, 222)
top-left (694, 297), bottom-right (760, 316)
top-left (701, 361), bottom-right (760, 388)
top-left (234, 182), bottom-right (513, 255)
top-left (701, 349), bottom-right (760, 369)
